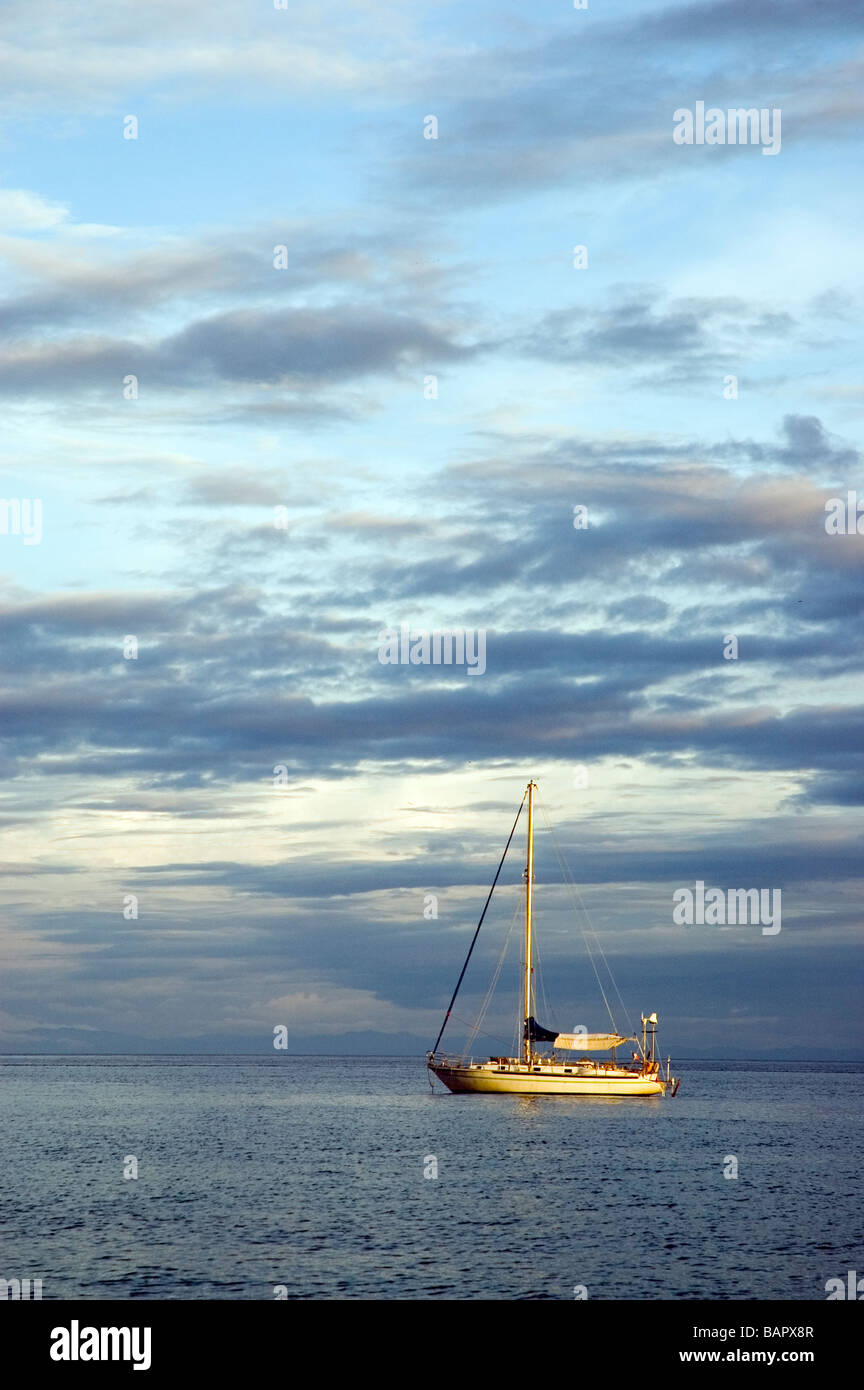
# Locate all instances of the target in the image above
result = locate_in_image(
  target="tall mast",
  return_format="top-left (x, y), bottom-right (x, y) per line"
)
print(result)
top-left (523, 780), bottom-right (536, 1064)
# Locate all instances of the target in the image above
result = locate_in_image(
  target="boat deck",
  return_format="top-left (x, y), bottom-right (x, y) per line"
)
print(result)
top-left (428, 1053), bottom-right (668, 1095)
top-left (431, 1053), bottom-right (657, 1075)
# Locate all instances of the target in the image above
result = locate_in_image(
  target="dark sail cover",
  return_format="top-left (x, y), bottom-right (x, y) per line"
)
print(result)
top-left (524, 1015), bottom-right (558, 1042)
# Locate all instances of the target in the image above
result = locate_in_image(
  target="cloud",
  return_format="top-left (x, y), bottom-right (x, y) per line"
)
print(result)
top-left (0, 208), bottom-right (482, 428)
top-left (513, 289), bottom-right (800, 387)
top-left (1, 1), bottom-right (862, 1059)
top-left (0, 304), bottom-right (478, 405)
top-left (632, 0), bottom-right (864, 44)
top-left (0, 222), bottom-right (437, 333)
top-left (181, 470), bottom-right (314, 508)
top-left (0, 188), bottom-right (70, 232)
top-left (393, 3), bottom-right (864, 204)
top-left (0, 1), bottom-right (416, 112)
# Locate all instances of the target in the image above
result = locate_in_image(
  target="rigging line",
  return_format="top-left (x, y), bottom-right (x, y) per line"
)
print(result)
top-left (555, 840), bottom-right (636, 1030)
top-left (541, 799), bottom-right (642, 1044)
top-left (567, 874), bottom-right (621, 1026)
top-left (526, 823), bottom-right (560, 1036)
top-left (514, 882), bottom-right (525, 1058)
top-left (566, 872), bottom-right (639, 1038)
top-left (538, 796), bottom-right (620, 1033)
top-left (463, 894), bottom-right (521, 1059)
top-left (514, 877), bottom-right (528, 1058)
top-left (430, 790), bottom-right (527, 1055)
top-left (557, 845), bottom-right (623, 1033)
top-left (532, 909), bottom-right (554, 1031)
top-left (450, 1014), bottom-right (512, 1048)
top-left (540, 809), bottom-right (616, 1028)
top-left (523, 855), bottom-right (555, 1032)
top-left (466, 889), bottom-right (522, 1050)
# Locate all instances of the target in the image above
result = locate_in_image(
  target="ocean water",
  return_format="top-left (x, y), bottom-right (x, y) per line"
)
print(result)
top-left (0, 1056), bottom-right (861, 1301)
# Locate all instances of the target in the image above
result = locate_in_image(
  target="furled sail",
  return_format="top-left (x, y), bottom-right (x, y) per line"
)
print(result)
top-left (525, 1018), bottom-right (633, 1050)
top-left (523, 1016), bottom-right (558, 1042)
top-left (554, 1032), bottom-right (632, 1051)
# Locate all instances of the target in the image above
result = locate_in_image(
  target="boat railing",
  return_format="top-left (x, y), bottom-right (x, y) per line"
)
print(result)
top-left (428, 1050), bottom-right (664, 1076)
top-left (427, 1045), bottom-right (475, 1067)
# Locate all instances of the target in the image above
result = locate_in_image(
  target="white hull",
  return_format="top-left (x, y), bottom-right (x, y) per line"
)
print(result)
top-left (431, 1060), bottom-right (666, 1097)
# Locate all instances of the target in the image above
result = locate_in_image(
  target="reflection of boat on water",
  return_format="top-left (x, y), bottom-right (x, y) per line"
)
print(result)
top-left (427, 781), bottom-right (680, 1098)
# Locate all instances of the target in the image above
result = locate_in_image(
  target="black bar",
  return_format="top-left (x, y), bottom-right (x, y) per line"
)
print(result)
top-left (4, 1298), bottom-right (856, 1376)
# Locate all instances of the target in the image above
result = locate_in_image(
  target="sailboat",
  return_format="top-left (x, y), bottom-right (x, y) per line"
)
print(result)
top-left (427, 781), bottom-right (680, 1096)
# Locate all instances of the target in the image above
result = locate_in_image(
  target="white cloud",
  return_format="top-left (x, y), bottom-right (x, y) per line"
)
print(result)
top-left (255, 985), bottom-right (438, 1035)
top-left (0, 188), bottom-right (69, 232)
top-left (0, 3), bottom-right (419, 112)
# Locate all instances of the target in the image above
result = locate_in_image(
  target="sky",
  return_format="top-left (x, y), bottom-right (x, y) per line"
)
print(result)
top-left (0, 0), bottom-right (862, 1058)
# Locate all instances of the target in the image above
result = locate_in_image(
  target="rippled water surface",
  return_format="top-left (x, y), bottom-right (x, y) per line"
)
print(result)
top-left (1, 1056), bottom-right (861, 1299)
